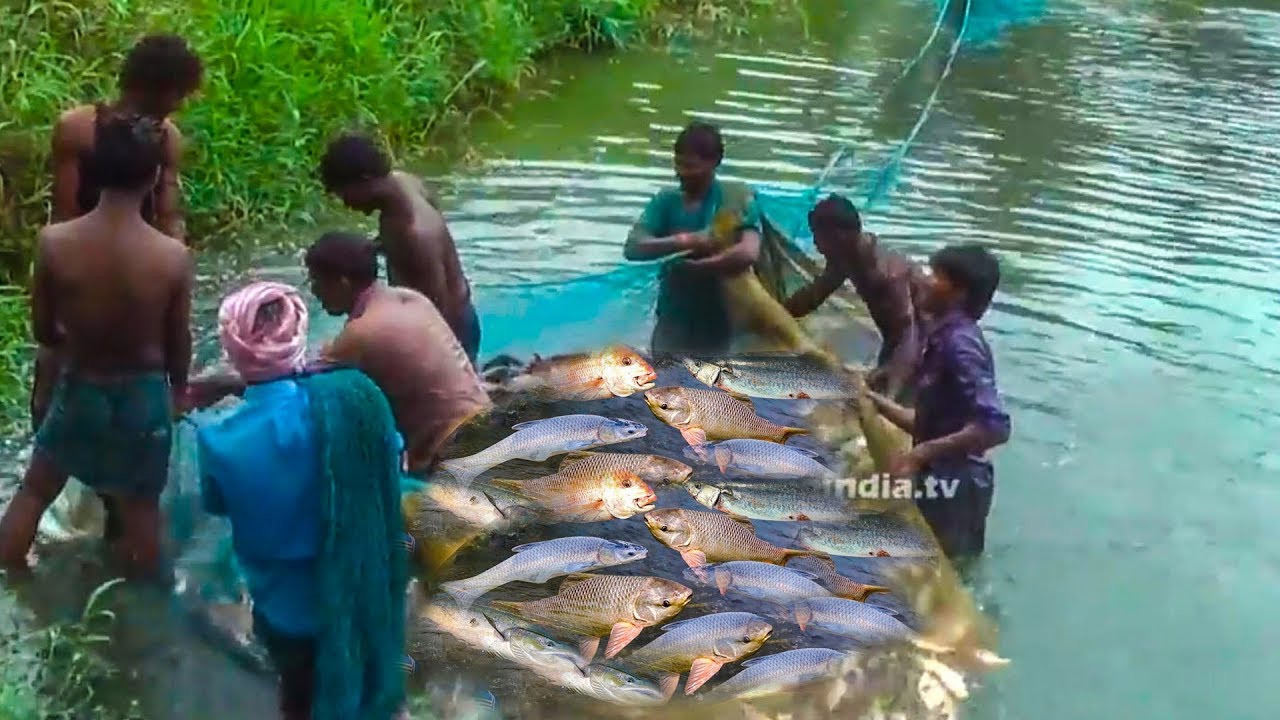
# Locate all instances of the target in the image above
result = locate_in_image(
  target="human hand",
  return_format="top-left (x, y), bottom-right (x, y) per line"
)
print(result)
top-left (676, 231), bottom-right (717, 256)
top-left (888, 447), bottom-right (925, 479)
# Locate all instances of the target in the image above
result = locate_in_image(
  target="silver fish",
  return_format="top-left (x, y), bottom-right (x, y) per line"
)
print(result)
top-left (795, 515), bottom-right (938, 558)
top-left (508, 627), bottom-right (591, 671)
top-left (683, 561), bottom-right (833, 608)
top-left (625, 611), bottom-right (773, 699)
top-left (682, 353), bottom-right (856, 400)
top-left (685, 480), bottom-right (851, 523)
top-left (440, 537), bottom-right (648, 609)
top-left (792, 597), bottom-right (918, 646)
top-left (420, 602), bottom-right (525, 663)
top-left (420, 481), bottom-right (516, 528)
top-left (439, 415), bottom-right (649, 484)
top-left (581, 665), bottom-right (667, 706)
top-left (703, 648), bottom-right (850, 701)
top-left (683, 439), bottom-right (836, 481)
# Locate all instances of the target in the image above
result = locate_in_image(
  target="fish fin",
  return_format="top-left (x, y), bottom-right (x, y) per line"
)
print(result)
top-left (850, 584), bottom-right (893, 602)
top-left (782, 549), bottom-right (829, 564)
top-left (657, 673), bottom-right (681, 701)
top-left (780, 426), bottom-right (810, 441)
top-left (558, 573), bottom-right (597, 592)
top-left (726, 392), bottom-right (755, 409)
top-left (727, 515), bottom-right (755, 529)
top-left (488, 478), bottom-right (525, 493)
top-left (604, 623), bottom-right (645, 659)
top-left (679, 428), bottom-right (708, 448)
top-left (577, 636), bottom-right (601, 662)
top-left (510, 418), bottom-right (555, 431)
top-left (440, 580), bottom-right (485, 610)
top-left (558, 451), bottom-right (598, 469)
top-left (789, 446), bottom-right (821, 458)
top-left (438, 459), bottom-right (479, 484)
top-left (684, 658), bottom-right (725, 695)
top-left (786, 568), bottom-right (826, 583)
top-left (789, 554), bottom-right (837, 572)
top-left (681, 444), bottom-right (712, 464)
top-left (678, 550), bottom-right (709, 571)
top-left (510, 540), bottom-right (551, 553)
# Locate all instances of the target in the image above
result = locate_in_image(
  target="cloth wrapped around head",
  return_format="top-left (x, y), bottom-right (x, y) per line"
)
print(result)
top-left (218, 281), bottom-right (310, 383)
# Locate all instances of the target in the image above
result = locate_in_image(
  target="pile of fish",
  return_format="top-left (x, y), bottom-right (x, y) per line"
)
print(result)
top-left (411, 346), bottom-right (991, 714)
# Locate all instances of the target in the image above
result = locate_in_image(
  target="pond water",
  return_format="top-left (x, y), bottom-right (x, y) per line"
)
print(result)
top-left (4, 0), bottom-right (1280, 717)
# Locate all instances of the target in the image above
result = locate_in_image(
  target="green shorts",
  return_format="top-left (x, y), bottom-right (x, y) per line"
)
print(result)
top-left (35, 372), bottom-right (173, 498)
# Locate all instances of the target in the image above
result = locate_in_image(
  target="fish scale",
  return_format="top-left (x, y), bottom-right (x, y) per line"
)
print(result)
top-left (492, 575), bottom-right (661, 636)
top-left (440, 414), bottom-right (647, 483)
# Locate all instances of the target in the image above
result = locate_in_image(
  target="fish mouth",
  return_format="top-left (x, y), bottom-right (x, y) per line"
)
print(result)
top-left (636, 493), bottom-right (658, 510)
top-left (636, 370), bottom-right (658, 388)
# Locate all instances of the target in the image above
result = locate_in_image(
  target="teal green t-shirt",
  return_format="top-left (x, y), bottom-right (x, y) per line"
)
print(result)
top-left (628, 179), bottom-right (763, 350)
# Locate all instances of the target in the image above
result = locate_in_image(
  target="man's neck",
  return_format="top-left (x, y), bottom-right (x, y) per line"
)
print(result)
top-left (95, 189), bottom-right (148, 216)
top-left (375, 174), bottom-right (416, 220)
top-left (349, 282), bottom-right (383, 320)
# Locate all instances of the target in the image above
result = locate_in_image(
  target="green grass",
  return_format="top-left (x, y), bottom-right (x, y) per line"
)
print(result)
top-left (0, 579), bottom-right (142, 720)
top-left (0, 0), bottom-right (781, 280)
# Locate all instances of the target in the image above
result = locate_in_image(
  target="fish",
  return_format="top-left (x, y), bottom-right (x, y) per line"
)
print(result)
top-left (558, 451), bottom-right (694, 487)
top-left (580, 665), bottom-right (668, 706)
top-left (490, 574), bottom-right (692, 661)
top-left (682, 439), bottom-right (836, 481)
top-left (420, 601), bottom-right (526, 663)
top-left (681, 561), bottom-right (834, 608)
top-left (625, 611), bottom-right (773, 698)
top-left (681, 353), bottom-right (857, 400)
top-left (685, 480), bottom-right (851, 523)
top-left (488, 345), bottom-right (658, 401)
top-left (439, 537), bottom-right (648, 609)
top-left (417, 480), bottom-right (517, 529)
top-left (642, 508), bottom-right (822, 571)
top-left (490, 469), bottom-right (657, 523)
top-left (642, 387), bottom-right (806, 448)
top-left (706, 209), bottom-right (837, 363)
top-left (786, 556), bottom-right (891, 602)
top-left (507, 627), bottom-right (592, 671)
top-left (795, 515), bottom-right (937, 558)
top-left (439, 415), bottom-right (649, 484)
top-left (701, 648), bottom-right (850, 702)
top-left (792, 597), bottom-right (919, 647)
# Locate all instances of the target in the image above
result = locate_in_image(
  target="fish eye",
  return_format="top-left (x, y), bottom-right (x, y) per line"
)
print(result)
top-left (660, 403), bottom-right (669, 410)
top-left (625, 677), bottom-right (635, 684)
top-left (742, 635), bottom-right (751, 643)
top-left (660, 525), bottom-right (669, 532)
top-left (662, 600), bottom-right (671, 607)
top-left (623, 358), bottom-right (632, 365)
top-left (469, 618), bottom-right (478, 626)
top-left (469, 496), bottom-right (478, 503)
top-left (622, 480), bottom-right (632, 487)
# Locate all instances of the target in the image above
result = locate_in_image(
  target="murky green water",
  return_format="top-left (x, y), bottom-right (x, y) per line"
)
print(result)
top-left (5, 0), bottom-right (1280, 717)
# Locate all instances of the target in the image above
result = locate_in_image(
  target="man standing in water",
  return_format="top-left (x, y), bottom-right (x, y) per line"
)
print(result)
top-left (624, 121), bottom-right (765, 355)
top-left (0, 115), bottom-right (193, 577)
top-left (37, 33), bottom-right (202, 544)
top-left (784, 194), bottom-right (926, 399)
top-left (318, 133), bottom-right (482, 365)
top-left (866, 244), bottom-right (1010, 559)
top-left (305, 232), bottom-right (492, 472)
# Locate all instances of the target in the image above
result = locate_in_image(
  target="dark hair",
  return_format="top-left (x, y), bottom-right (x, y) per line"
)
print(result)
top-left (319, 133), bottom-right (391, 190)
top-left (809, 194), bottom-right (862, 234)
top-left (92, 114), bottom-right (165, 191)
top-left (674, 122), bottom-right (724, 163)
top-left (119, 35), bottom-right (203, 98)
top-left (930, 244), bottom-right (1001, 319)
top-left (305, 231), bottom-right (378, 286)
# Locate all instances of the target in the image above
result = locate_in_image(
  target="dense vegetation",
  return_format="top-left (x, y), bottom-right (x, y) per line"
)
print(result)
top-left (0, 0), bottom-right (782, 423)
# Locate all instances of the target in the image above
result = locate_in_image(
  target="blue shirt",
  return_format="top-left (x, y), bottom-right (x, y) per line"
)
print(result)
top-left (196, 379), bottom-right (324, 637)
top-left (913, 310), bottom-right (1012, 471)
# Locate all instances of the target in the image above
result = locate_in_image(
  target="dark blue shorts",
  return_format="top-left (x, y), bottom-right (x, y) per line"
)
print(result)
top-left (914, 461), bottom-right (995, 559)
top-left (454, 303), bottom-right (481, 367)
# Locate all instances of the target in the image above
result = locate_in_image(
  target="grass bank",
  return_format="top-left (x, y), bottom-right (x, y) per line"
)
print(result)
top-left (0, 0), bottom-right (787, 422)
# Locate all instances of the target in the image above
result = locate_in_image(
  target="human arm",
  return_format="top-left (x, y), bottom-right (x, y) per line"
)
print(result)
top-left (878, 266), bottom-right (921, 398)
top-left (154, 124), bottom-right (186, 242)
top-left (165, 252), bottom-right (194, 411)
top-left (682, 228), bottom-right (762, 276)
top-left (30, 236), bottom-right (62, 427)
top-left (623, 192), bottom-right (713, 261)
top-left (50, 113), bottom-right (82, 223)
top-left (783, 263), bottom-right (846, 317)
top-left (866, 389), bottom-right (915, 434)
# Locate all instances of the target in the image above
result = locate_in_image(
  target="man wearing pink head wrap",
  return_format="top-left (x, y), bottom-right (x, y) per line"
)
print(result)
top-left (197, 281), bottom-right (411, 720)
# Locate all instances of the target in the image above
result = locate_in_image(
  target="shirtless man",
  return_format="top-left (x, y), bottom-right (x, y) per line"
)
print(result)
top-left (304, 232), bottom-right (491, 472)
top-left (783, 194), bottom-right (926, 399)
top-left (0, 115), bottom-right (194, 577)
top-left (318, 134), bottom-right (482, 365)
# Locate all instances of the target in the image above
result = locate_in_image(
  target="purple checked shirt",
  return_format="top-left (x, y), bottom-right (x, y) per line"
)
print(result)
top-left (913, 309), bottom-right (1011, 469)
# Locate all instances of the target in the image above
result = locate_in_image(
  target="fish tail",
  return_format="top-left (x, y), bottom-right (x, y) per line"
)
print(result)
top-left (440, 580), bottom-right (485, 610)
top-left (782, 548), bottom-right (829, 564)
top-left (855, 584), bottom-right (893, 601)
top-left (438, 458), bottom-right (480, 485)
top-left (780, 426), bottom-right (810, 442)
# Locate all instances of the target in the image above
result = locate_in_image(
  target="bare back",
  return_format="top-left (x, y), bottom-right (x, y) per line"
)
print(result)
top-left (328, 285), bottom-right (490, 468)
top-left (35, 211), bottom-right (191, 376)
top-left (378, 172), bottom-right (472, 330)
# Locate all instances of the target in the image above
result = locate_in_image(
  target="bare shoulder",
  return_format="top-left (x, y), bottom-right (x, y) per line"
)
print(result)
top-left (53, 106), bottom-right (94, 146)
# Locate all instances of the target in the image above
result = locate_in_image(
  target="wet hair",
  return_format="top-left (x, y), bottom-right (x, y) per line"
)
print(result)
top-left (674, 122), bottom-right (724, 163)
top-left (119, 34), bottom-right (203, 98)
top-left (319, 133), bottom-right (392, 190)
top-left (929, 244), bottom-right (1001, 319)
top-left (305, 231), bottom-right (378, 286)
top-left (92, 114), bottom-right (165, 191)
top-left (809, 194), bottom-right (862, 234)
